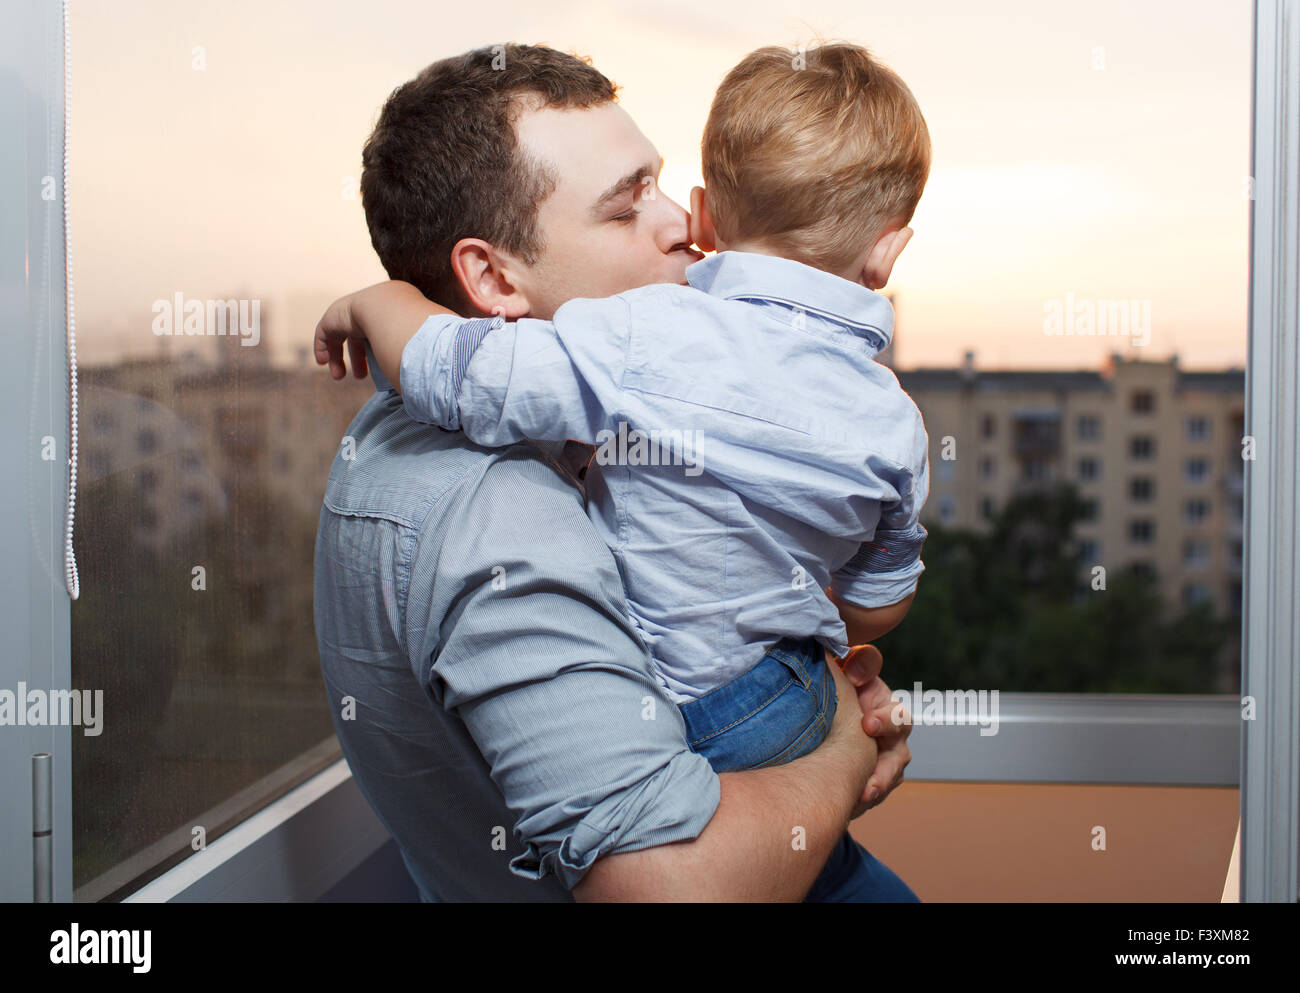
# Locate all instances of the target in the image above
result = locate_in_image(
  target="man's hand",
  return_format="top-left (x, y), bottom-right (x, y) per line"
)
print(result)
top-left (834, 645), bottom-right (913, 816)
top-left (313, 290), bottom-right (369, 381)
top-left (825, 661), bottom-right (880, 797)
top-left (855, 674), bottom-right (912, 812)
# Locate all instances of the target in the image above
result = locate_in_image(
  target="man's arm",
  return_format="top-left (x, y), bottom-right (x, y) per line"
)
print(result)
top-left (573, 661), bottom-right (877, 902)
top-left (415, 447), bottom-right (884, 901)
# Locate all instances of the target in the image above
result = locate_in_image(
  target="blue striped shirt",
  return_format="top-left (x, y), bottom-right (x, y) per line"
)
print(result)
top-left (399, 251), bottom-right (930, 703)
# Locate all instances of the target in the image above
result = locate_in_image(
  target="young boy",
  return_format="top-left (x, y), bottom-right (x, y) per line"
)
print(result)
top-left (315, 42), bottom-right (932, 774)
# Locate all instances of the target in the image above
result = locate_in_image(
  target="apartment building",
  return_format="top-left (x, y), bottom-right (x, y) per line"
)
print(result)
top-left (895, 351), bottom-right (1246, 625)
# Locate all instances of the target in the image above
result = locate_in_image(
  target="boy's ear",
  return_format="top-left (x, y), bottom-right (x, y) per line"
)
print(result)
top-left (448, 238), bottom-right (531, 319)
top-left (860, 226), bottom-right (914, 291)
top-left (689, 186), bottom-right (717, 253)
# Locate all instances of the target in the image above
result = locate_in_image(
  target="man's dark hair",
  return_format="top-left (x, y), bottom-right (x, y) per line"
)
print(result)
top-left (360, 44), bottom-right (618, 309)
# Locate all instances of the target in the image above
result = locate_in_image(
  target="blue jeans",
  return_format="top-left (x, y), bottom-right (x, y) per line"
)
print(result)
top-left (678, 637), bottom-right (919, 902)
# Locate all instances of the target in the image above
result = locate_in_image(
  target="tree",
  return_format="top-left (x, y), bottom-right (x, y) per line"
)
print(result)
top-left (874, 483), bottom-right (1234, 693)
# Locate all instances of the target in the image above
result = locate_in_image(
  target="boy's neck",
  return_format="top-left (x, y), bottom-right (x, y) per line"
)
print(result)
top-left (718, 240), bottom-right (867, 288)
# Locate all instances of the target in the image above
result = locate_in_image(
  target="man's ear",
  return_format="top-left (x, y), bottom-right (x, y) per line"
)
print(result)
top-left (860, 226), bottom-right (914, 291)
top-left (448, 238), bottom-right (531, 319)
top-left (689, 186), bottom-right (717, 253)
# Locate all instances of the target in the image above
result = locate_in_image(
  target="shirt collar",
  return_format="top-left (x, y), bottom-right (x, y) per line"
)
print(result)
top-left (684, 250), bottom-right (894, 351)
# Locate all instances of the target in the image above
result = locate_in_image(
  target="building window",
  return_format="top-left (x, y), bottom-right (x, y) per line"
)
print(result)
top-left (1185, 499), bottom-right (1211, 525)
top-left (1076, 414), bottom-right (1101, 441)
top-left (1079, 498), bottom-right (1099, 522)
top-left (980, 496), bottom-right (996, 520)
top-left (136, 428), bottom-right (159, 454)
top-left (1077, 457), bottom-right (1099, 482)
top-left (1129, 477), bottom-right (1154, 501)
top-left (1129, 519), bottom-right (1155, 543)
top-left (1183, 539), bottom-right (1210, 569)
top-left (980, 413), bottom-right (996, 439)
top-left (1182, 583), bottom-right (1211, 608)
top-left (939, 496), bottom-right (955, 522)
top-left (979, 456), bottom-right (995, 480)
top-left (136, 468), bottom-right (157, 493)
top-left (1077, 539), bottom-right (1100, 564)
top-left (1129, 560), bottom-right (1157, 582)
top-left (1186, 416), bottom-right (1211, 441)
top-left (1184, 458), bottom-right (1209, 484)
top-left (1131, 390), bottom-right (1155, 414)
top-left (1022, 459), bottom-right (1052, 482)
top-left (1012, 414), bottom-right (1062, 458)
top-left (1129, 435), bottom-right (1155, 460)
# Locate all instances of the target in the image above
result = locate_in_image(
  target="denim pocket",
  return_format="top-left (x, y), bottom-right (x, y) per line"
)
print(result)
top-left (679, 638), bottom-right (836, 774)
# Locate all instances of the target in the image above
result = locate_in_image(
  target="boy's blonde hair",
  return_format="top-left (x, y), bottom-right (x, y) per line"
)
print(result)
top-left (702, 42), bottom-right (931, 272)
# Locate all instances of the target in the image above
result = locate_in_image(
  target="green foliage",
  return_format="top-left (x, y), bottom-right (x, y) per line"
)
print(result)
top-left (874, 483), bottom-right (1236, 693)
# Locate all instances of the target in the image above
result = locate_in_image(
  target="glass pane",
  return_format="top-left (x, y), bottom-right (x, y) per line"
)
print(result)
top-left (868, 2), bottom-right (1251, 694)
top-left (67, 4), bottom-right (377, 896)
top-left (66, 0), bottom-right (1251, 896)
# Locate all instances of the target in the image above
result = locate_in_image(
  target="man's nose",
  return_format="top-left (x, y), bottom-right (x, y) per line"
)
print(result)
top-left (651, 190), bottom-right (694, 254)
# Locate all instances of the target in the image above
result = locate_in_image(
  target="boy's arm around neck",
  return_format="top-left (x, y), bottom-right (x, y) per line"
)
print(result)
top-left (351, 280), bottom-right (456, 392)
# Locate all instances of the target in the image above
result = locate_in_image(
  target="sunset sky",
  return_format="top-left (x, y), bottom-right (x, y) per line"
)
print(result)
top-left (70, 0), bottom-right (1252, 371)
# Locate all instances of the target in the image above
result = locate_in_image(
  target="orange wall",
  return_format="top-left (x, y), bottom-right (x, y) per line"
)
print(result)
top-left (850, 782), bottom-right (1239, 902)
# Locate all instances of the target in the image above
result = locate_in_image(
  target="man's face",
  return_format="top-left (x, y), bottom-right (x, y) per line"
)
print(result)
top-left (509, 100), bottom-right (703, 319)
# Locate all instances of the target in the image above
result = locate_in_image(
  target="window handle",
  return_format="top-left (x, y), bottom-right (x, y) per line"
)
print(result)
top-left (33, 753), bottom-right (52, 903)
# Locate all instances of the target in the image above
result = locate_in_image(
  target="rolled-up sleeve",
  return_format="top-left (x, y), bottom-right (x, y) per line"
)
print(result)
top-left (830, 410), bottom-right (931, 608)
top-left (404, 446), bottom-right (719, 888)
top-left (830, 521), bottom-right (928, 607)
top-left (398, 297), bottom-right (633, 448)
top-left (399, 314), bottom-right (505, 430)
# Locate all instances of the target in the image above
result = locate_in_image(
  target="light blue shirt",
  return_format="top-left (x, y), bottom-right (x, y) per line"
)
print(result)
top-left (400, 250), bottom-right (930, 703)
top-left (314, 378), bottom-right (719, 900)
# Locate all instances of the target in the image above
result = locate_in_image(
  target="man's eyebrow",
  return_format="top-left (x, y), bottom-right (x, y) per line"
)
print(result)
top-left (590, 157), bottom-right (663, 216)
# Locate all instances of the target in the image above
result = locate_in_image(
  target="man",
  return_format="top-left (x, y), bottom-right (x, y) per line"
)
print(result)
top-left (313, 43), bottom-right (916, 901)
